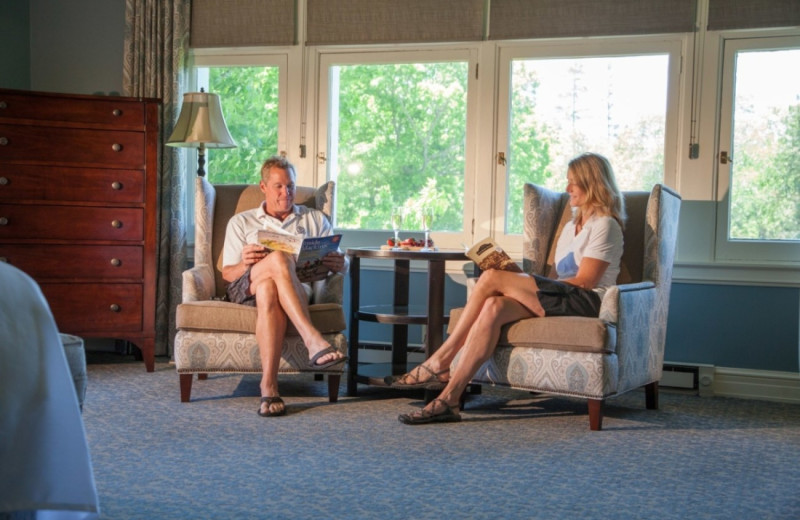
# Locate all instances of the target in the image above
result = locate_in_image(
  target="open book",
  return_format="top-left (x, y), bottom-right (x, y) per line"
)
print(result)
top-left (258, 229), bottom-right (343, 283)
top-left (466, 237), bottom-right (522, 273)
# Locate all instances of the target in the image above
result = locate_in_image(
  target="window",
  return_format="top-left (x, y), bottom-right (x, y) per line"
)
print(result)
top-left (190, 52), bottom-right (288, 185)
top-left (716, 35), bottom-right (800, 262)
top-left (317, 49), bottom-right (478, 248)
top-left (195, 65), bottom-right (281, 184)
top-left (496, 39), bottom-right (682, 239)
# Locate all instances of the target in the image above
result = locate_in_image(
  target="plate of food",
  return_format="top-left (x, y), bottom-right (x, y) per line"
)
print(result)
top-left (380, 237), bottom-right (436, 251)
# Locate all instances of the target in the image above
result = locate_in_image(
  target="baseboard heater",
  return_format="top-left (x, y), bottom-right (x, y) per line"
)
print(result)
top-left (661, 364), bottom-right (699, 390)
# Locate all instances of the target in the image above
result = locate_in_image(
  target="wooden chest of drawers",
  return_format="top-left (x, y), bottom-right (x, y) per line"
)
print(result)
top-left (0, 89), bottom-right (159, 371)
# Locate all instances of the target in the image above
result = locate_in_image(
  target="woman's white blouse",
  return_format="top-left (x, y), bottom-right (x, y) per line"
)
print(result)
top-left (554, 215), bottom-right (624, 297)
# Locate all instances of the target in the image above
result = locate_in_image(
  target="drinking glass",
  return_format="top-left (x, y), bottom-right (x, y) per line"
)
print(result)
top-left (420, 207), bottom-right (433, 251)
top-left (391, 207), bottom-right (404, 249)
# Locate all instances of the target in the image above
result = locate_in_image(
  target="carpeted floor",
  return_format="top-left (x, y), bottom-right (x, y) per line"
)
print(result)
top-left (81, 354), bottom-right (800, 520)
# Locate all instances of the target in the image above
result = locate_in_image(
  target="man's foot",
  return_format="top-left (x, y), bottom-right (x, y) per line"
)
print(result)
top-left (398, 398), bottom-right (462, 425)
top-left (307, 345), bottom-right (347, 370)
top-left (258, 396), bottom-right (286, 417)
top-left (384, 363), bottom-right (449, 389)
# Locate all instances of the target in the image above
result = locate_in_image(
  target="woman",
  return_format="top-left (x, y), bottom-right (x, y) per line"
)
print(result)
top-left (391, 152), bottom-right (626, 425)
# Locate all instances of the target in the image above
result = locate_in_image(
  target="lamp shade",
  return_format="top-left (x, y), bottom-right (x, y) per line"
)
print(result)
top-left (166, 92), bottom-right (237, 148)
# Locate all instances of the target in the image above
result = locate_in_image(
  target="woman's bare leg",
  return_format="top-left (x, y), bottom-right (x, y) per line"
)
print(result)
top-left (405, 296), bottom-right (534, 418)
top-left (395, 270), bottom-right (544, 383)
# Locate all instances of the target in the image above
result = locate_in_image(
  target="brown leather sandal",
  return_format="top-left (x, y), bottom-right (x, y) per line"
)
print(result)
top-left (398, 398), bottom-right (462, 425)
top-left (384, 364), bottom-right (449, 389)
top-left (257, 396), bottom-right (286, 417)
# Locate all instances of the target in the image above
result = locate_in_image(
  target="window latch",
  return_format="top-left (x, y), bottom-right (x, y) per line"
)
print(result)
top-left (720, 151), bottom-right (733, 164)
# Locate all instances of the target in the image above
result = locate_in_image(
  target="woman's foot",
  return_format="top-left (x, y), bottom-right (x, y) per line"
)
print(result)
top-left (398, 398), bottom-right (461, 425)
top-left (258, 396), bottom-right (286, 417)
top-left (384, 363), bottom-right (450, 389)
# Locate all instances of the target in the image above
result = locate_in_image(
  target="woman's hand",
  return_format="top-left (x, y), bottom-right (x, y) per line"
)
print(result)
top-left (242, 243), bottom-right (269, 266)
top-left (321, 251), bottom-right (346, 273)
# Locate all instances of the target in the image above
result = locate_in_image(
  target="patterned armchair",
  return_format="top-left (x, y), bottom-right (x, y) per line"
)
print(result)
top-left (173, 177), bottom-right (347, 402)
top-left (450, 183), bottom-right (681, 430)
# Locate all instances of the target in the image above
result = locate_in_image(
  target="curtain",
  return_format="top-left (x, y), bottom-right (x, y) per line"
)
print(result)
top-left (123, 0), bottom-right (191, 357)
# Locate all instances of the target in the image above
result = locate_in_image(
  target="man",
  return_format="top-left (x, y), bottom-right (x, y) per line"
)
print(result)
top-left (222, 155), bottom-right (347, 417)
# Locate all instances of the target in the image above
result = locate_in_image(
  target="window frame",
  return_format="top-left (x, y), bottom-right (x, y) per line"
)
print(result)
top-left (492, 36), bottom-right (685, 255)
top-left (183, 49), bottom-right (291, 248)
top-left (312, 45), bottom-right (482, 251)
top-left (714, 33), bottom-right (800, 264)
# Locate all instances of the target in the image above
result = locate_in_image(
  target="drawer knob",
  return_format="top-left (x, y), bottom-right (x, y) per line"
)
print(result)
top-left (110, 258), bottom-right (121, 267)
top-left (111, 181), bottom-right (122, 190)
top-left (111, 219), bottom-right (122, 229)
top-left (0, 177), bottom-right (8, 186)
top-left (109, 304), bottom-right (121, 312)
top-left (112, 143), bottom-right (122, 152)
top-left (0, 101), bottom-right (6, 109)
top-left (0, 137), bottom-right (8, 146)
top-left (112, 109), bottom-right (122, 116)
top-left (0, 217), bottom-right (8, 226)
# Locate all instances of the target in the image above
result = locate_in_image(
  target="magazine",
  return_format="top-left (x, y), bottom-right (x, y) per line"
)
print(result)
top-left (257, 229), bottom-right (343, 283)
top-left (465, 237), bottom-right (522, 273)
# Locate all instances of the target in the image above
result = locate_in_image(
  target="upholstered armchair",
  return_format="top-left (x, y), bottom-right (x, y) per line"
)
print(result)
top-left (173, 177), bottom-right (348, 402)
top-left (450, 183), bottom-right (681, 430)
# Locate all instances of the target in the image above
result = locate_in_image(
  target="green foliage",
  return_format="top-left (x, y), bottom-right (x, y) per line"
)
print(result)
top-left (730, 103), bottom-right (800, 240)
top-left (205, 66), bottom-right (280, 184)
top-left (333, 62), bottom-right (467, 231)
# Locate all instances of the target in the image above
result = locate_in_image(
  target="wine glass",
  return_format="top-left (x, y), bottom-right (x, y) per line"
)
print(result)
top-left (420, 207), bottom-right (433, 251)
top-left (391, 207), bottom-right (404, 249)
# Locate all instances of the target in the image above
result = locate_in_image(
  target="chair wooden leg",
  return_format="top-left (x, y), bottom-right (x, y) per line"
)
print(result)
top-left (179, 373), bottom-right (194, 402)
top-left (588, 399), bottom-right (604, 431)
top-left (645, 381), bottom-right (659, 410)
top-left (327, 374), bottom-right (341, 403)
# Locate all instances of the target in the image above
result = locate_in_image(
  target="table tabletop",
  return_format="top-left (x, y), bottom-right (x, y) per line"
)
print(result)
top-left (346, 246), bottom-right (468, 261)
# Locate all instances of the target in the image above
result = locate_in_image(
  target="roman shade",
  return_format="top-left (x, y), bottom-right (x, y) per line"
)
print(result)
top-left (305, 0), bottom-right (486, 45)
top-left (190, 0), bottom-right (296, 47)
top-left (707, 0), bottom-right (800, 30)
top-left (488, 0), bottom-right (697, 40)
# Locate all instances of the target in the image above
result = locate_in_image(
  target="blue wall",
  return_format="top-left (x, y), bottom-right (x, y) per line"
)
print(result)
top-left (666, 283), bottom-right (799, 371)
top-left (0, 0), bottom-right (30, 90)
top-left (345, 270), bottom-right (800, 373)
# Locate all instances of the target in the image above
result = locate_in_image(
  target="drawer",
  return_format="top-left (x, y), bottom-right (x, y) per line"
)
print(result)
top-left (41, 283), bottom-right (143, 332)
top-left (0, 124), bottom-right (145, 168)
top-left (0, 92), bottom-right (144, 127)
top-left (0, 244), bottom-right (143, 279)
top-left (0, 204), bottom-right (143, 241)
top-left (0, 164), bottom-right (144, 203)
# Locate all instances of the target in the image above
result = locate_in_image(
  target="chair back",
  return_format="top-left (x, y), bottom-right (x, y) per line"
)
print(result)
top-left (522, 183), bottom-right (679, 288)
top-left (193, 177), bottom-right (335, 298)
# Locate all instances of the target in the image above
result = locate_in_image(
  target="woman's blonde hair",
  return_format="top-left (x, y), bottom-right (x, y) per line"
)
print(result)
top-left (568, 152), bottom-right (626, 228)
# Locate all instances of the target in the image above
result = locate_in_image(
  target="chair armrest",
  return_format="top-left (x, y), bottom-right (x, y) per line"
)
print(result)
top-left (312, 272), bottom-right (344, 305)
top-left (182, 264), bottom-right (216, 302)
top-left (598, 281), bottom-right (656, 324)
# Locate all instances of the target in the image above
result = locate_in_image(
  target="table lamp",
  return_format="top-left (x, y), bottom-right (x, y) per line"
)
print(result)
top-left (166, 89), bottom-right (237, 177)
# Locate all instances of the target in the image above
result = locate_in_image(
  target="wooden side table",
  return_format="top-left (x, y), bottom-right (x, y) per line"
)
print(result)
top-left (346, 247), bottom-right (468, 396)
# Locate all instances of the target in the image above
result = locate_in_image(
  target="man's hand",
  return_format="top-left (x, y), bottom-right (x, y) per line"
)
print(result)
top-left (242, 244), bottom-right (270, 266)
top-left (321, 251), bottom-right (346, 273)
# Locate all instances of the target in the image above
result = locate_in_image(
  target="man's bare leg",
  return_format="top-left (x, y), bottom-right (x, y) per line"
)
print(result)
top-left (254, 279), bottom-right (286, 416)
